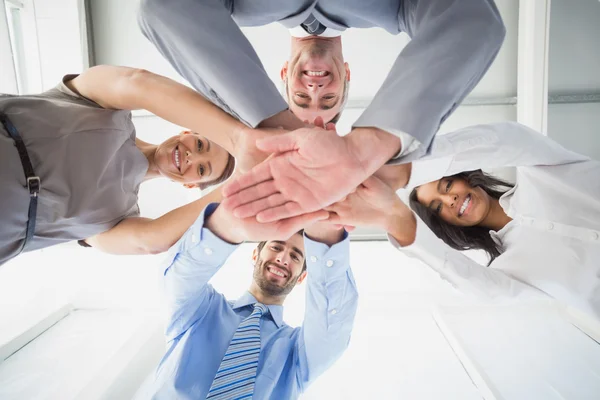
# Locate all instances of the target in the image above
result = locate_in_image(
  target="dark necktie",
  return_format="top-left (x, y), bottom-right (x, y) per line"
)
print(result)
top-left (300, 14), bottom-right (327, 35)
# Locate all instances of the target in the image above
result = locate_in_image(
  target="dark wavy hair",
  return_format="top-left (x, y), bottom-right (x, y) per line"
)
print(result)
top-left (409, 170), bottom-right (513, 265)
top-left (256, 230), bottom-right (307, 272)
top-left (197, 152), bottom-right (236, 190)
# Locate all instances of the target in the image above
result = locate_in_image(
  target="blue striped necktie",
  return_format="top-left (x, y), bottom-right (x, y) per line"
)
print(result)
top-left (207, 303), bottom-right (269, 400)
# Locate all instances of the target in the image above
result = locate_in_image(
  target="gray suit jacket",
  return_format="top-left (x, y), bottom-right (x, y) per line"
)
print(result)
top-left (138, 0), bottom-right (505, 163)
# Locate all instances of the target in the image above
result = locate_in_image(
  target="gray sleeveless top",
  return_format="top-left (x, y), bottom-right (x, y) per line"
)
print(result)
top-left (0, 75), bottom-right (149, 266)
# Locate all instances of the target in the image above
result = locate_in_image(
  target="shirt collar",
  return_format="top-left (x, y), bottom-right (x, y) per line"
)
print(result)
top-left (232, 291), bottom-right (285, 328)
top-left (289, 26), bottom-right (343, 38)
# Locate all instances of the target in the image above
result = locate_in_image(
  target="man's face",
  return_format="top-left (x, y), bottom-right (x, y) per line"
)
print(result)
top-left (252, 234), bottom-right (307, 297)
top-left (281, 38), bottom-right (350, 124)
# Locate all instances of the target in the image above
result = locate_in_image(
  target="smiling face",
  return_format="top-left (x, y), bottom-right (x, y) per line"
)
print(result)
top-left (252, 234), bottom-right (307, 297)
top-left (153, 131), bottom-right (230, 188)
top-left (281, 37), bottom-right (350, 124)
top-left (415, 177), bottom-right (493, 227)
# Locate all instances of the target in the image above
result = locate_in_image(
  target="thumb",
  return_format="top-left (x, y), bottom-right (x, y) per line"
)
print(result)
top-left (279, 210), bottom-right (329, 236)
top-left (256, 131), bottom-right (300, 153)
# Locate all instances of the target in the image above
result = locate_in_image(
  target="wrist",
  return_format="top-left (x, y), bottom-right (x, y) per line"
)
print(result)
top-left (346, 127), bottom-right (402, 175)
top-left (385, 206), bottom-right (416, 247)
top-left (258, 109), bottom-right (304, 130)
top-left (304, 223), bottom-right (345, 247)
top-left (204, 205), bottom-right (245, 244)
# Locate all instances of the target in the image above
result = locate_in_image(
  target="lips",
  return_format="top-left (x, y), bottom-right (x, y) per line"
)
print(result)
top-left (303, 70), bottom-right (329, 77)
top-left (458, 194), bottom-right (472, 217)
top-left (265, 263), bottom-right (289, 280)
top-left (172, 145), bottom-right (181, 173)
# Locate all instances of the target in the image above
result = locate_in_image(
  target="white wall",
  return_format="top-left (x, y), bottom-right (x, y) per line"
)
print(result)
top-left (547, 0), bottom-right (600, 160)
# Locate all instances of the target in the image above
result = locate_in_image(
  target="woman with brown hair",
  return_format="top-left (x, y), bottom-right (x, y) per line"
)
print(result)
top-left (326, 122), bottom-right (600, 318)
top-left (0, 65), bottom-right (276, 265)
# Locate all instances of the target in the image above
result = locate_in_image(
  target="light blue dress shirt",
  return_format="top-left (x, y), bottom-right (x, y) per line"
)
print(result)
top-left (134, 204), bottom-right (358, 400)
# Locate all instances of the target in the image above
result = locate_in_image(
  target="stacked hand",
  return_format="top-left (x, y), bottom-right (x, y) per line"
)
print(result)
top-left (222, 118), bottom-right (379, 223)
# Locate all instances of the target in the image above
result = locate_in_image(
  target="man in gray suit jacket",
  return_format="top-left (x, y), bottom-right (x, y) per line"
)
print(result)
top-left (139, 0), bottom-right (505, 225)
top-left (139, 0), bottom-right (504, 163)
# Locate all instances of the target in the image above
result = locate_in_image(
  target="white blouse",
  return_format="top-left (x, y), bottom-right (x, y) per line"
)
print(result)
top-left (390, 122), bottom-right (600, 319)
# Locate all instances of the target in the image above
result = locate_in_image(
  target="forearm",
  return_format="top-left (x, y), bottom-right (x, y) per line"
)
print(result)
top-left (297, 236), bottom-right (357, 387)
top-left (87, 188), bottom-right (224, 255)
top-left (138, 0), bottom-right (288, 127)
top-left (345, 127), bottom-right (403, 176)
top-left (69, 66), bottom-right (242, 153)
top-left (257, 109), bottom-right (305, 131)
top-left (374, 163), bottom-right (412, 191)
top-left (383, 202), bottom-right (417, 247)
top-left (303, 222), bottom-right (345, 247)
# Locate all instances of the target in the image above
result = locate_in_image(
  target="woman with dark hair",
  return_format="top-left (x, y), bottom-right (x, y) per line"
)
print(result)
top-left (326, 122), bottom-right (600, 318)
top-left (0, 65), bottom-right (275, 264)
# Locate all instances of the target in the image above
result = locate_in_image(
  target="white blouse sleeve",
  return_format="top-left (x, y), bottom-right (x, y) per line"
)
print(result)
top-left (407, 121), bottom-right (590, 188)
top-left (388, 216), bottom-right (547, 301)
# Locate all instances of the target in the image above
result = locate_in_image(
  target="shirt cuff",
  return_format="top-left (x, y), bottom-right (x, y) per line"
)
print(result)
top-left (389, 129), bottom-right (421, 159)
top-left (162, 203), bottom-right (239, 274)
top-left (304, 232), bottom-right (351, 282)
top-left (387, 216), bottom-right (448, 268)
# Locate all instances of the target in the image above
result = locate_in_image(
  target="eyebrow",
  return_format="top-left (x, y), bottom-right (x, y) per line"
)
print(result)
top-left (207, 161), bottom-right (213, 177)
top-left (272, 240), bottom-right (304, 259)
top-left (292, 96), bottom-right (339, 110)
top-left (206, 139), bottom-right (211, 153)
top-left (292, 98), bottom-right (309, 109)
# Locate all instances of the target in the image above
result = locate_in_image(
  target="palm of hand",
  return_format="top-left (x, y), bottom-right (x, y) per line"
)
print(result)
top-left (267, 129), bottom-right (366, 214)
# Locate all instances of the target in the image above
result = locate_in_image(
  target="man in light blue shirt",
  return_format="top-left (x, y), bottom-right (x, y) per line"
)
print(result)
top-left (134, 202), bottom-right (358, 399)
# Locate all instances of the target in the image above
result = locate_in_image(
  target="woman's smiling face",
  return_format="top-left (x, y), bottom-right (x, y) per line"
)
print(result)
top-left (416, 176), bottom-right (492, 227)
top-left (154, 131), bottom-right (229, 187)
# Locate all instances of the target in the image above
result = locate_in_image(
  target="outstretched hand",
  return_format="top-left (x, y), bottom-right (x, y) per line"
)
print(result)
top-left (206, 203), bottom-right (329, 244)
top-left (222, 117), bottom-right (371, 223)
top-left (325, 175), bottom-right (403, 228)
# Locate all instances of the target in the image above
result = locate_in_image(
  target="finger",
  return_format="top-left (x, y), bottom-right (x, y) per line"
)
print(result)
top-left (222, 161), bottom-right (273, 197)
top-left (233, 192), bottom-right (287, 219)
top-left (344, 225), bottom-right (356, 232)
top-left (256, 201), bottom-right (304, 223)
top-left (326, 213), bottom-right (343, 224)
top-left (325, 122), bottom-right (337, 131)
top-left (313, 116), bottom-right (325, 129)
top-left (256, 131), bottom-right (300, 153)
top-left (278, 210), bottom-right (330, 238)
top-left (222, 180), bottom-right (278, 212)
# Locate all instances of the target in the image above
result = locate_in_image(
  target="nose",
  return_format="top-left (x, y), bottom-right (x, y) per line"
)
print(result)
top-left (444, 194), bottom-right (458, 208)
top-left (306, 82), bottom-right (324, 92)
top-left (184, 150), bottom-right (203, 165)
top-left (276, 252), bottom-right (290, 267)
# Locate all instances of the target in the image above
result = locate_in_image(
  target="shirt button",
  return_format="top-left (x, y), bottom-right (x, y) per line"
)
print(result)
top-left (326, 260), bottom-right (334, 268)
top-left (310, 256), bottom-right (317, 263)
top-left (330, 309), bottom-right (337, 315)
top-left (591, 232), bottom-right (599, 240)
top-left (204, 247), bottom-right (213, 255)
top-left (546, 222), bottom-right (554, 231)
top-left (191, 233), bottom-right (198, 243)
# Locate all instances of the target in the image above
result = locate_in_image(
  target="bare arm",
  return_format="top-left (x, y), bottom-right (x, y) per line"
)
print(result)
top-left (66, 65), bottom-right (244, 154)
top-left (86, 187), bottom-right (224, 255)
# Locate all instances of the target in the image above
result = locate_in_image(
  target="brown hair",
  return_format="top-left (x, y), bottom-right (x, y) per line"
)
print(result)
top-left (256, 230), bottom-right (307, 272)
top-left (197, 152), bottom-right (236, 191)
top-left (409, 170), bottom-right (513, 265)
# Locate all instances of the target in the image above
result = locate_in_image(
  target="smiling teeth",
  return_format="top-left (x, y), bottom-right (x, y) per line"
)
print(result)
top-left (459, 195), bottom-right (471, 216)
top-left (268, 267), bottom-right (285, 277)
top-left (306, 71), bottom-right (326, 76)
top-left (175, 148), bottom-right (181, 170)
